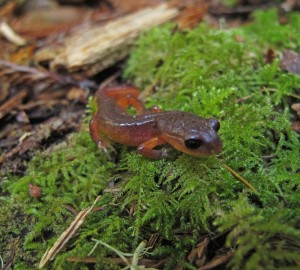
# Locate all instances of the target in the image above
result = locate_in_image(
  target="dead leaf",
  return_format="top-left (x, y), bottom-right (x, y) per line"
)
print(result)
top-left (28, 183), bottom-right (42, 198)
top-left (198, 252), bottom-right (234, 270)
top-left (177, 5), bottom-right (208, 29)
top-left (291, 103), bottom-right (300, 116)
top-left (188, 237), bottom-right (209, 267)
top-left (280, 49), bottom-right (300, 75)
top-left (0, 89), bottom-right (28, 120)
top-left (291, 121), bottom-right (300, 133)
top-left (265, 48), bottom-right (276, 64)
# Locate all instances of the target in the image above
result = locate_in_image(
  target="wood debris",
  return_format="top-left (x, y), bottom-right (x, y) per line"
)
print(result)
top-left (198, 252), bottom-right (234, 270)
top-left (48, 3), bottom-right (179, 75)
top-left (188, 237), bottom-right (209, 267)
top-left (0, 110), bottom-right (82, 166)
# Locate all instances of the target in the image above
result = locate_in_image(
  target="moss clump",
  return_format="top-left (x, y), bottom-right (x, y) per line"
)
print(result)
top-left (1, 9), bottom-right (300, 270)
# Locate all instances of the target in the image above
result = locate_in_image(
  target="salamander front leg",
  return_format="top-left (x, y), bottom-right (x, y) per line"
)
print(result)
top-left (89, 115), bottom-right (116, 160)
top-left (137, 136), bottom-right (168, 159)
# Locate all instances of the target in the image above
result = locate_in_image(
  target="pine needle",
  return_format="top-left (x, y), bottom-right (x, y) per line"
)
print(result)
top-left (222, 163), bottom-right (258, 193)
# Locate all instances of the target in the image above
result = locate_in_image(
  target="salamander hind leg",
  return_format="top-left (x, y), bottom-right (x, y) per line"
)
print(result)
top-left (103, 86), bottom-right (148, 114)
top-left (116, 95), bottom-right (147, 115)
top-left (137, 136), bottom-right (168, 159)
top-left (89, 115), bottom-right (116, 160)
top-left (103, 85), bottom-right (141, 99)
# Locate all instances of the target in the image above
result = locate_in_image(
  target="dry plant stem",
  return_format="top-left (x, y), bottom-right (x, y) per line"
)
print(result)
top-left (89, 239), bottom-right (132, 266)
top-left (131, 241), bottom-right (147, 269)
top-left (51, 4), bottom-right (178, 76)
top-left (89, 239), bottom-right (150, 270)
top-left (39, 196), bottom-right (102, 268)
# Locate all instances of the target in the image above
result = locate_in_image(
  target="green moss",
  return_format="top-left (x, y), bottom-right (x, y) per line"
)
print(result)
top-left (1, 9), bottom-right (300, 270)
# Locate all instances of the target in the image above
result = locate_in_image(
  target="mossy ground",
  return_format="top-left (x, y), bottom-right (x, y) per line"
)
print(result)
top-left (1, 9), bottom-right (300, 270)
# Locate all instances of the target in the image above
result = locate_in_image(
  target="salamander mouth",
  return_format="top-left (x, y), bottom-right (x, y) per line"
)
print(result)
top-left (204, 140), bottom-right (222, 156)
top-left (211, 138), bottom-right (222, 154)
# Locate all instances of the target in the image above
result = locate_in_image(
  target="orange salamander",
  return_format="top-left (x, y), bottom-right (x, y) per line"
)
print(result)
top-left (89, 86), bottom-right (222, 159)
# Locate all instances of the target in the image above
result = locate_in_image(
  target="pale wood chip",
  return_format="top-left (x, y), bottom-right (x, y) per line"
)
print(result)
top-left (0, 21), bottom-right (27, 46)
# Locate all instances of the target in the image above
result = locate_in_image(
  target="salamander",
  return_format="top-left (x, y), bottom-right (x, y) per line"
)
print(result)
top-left (89, 86), bottom-right (222, 159)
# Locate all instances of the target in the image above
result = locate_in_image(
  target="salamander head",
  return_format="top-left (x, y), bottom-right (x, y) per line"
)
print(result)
top-left (158, 112), bottom-right (222, 157)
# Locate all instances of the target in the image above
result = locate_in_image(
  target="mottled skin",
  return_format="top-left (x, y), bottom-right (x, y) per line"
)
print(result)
top-left (89, 86), bottom-right (222, 159)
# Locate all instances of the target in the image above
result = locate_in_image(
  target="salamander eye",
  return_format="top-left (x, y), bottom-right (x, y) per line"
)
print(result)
top-left (209, 118), bottom-right (220, 131)
top-left (184, 139), bottom-right (202, 149)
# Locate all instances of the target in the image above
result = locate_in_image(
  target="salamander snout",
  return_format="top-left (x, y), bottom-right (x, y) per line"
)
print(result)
top-left (182, 118), bottom-right (222, 156)
top-left (184, 134), bottom-right (222, 156)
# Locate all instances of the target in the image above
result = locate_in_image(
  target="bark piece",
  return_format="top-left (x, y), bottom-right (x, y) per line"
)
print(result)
top-left (49, 4), bottom-right (178, 76)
